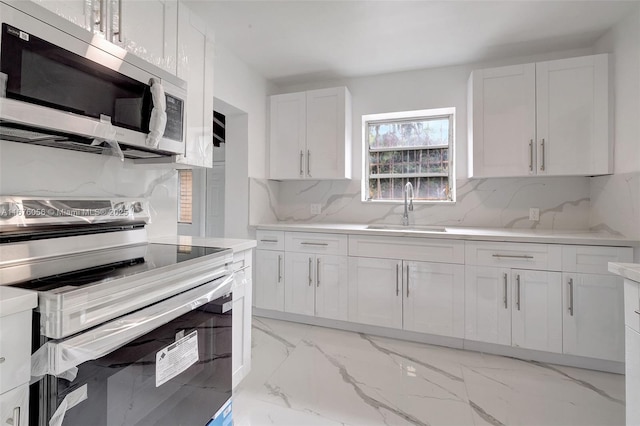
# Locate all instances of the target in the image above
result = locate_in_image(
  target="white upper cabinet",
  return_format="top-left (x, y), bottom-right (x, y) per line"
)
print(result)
top-left (269, 87), bottom-right (352, 180)
top-left (116, 0), bottom-right (179, 74)
top-left (469, 54), bottom-right (611, 178)
top-left (33, 0), bottom-right (179, 75)
top-left (174, 4), bottom-right (214, 168)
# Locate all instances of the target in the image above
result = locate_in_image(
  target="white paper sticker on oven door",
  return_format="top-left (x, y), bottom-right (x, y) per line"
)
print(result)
top-left (156, 330), bottom-right (198, 387)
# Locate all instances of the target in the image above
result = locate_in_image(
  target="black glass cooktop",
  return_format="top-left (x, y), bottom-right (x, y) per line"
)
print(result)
top-left (12, 243), bottom-right (229, 292)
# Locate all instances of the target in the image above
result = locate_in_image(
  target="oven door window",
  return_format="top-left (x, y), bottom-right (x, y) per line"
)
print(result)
top-left (52, 303), bottom-right (231, 426)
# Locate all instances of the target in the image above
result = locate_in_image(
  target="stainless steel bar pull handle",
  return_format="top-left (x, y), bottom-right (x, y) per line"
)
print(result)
top-left (307, 150), bottom-right (311, 177)
top-left (492, 254), bottom-right (534, 259)
top-left (406, 265), bottom-right (410, 298)
top-left (300, 242), bottom-right (329, 246)
top-left (529, 140), bottom-right (534, 172)
top-left (635, 310), bottom-right (640, 316)
top-left (260, 239), bottom-right (278, 243)
top-left (568, 278), bottom-right (574, 316)
top-left (395, 264), bottom-right (399, 296)
top-left (112, 0), bottom-right (122, 42)
top-left (308, 257), bottom-right (313, 286)
top-left (540, 139), bottom-right (545, 171)
top-left (503, 273), bottom-right (508, 309)
top-left (316, 258), bottom-right (320, 287)
top-left (516, 274), bottom-right (521, 311)
top-left (277, 255), bottom-right (282, 283)
top-left (300, 150), bottom-right (304, 176)
top-left (98, 0), bottom-right (106, 33)
top-left (13, 407), bottom-right (20, 426)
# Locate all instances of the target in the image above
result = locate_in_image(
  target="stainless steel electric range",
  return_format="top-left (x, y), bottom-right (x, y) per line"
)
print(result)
top-left (0, 197), bottom-right (234, 426)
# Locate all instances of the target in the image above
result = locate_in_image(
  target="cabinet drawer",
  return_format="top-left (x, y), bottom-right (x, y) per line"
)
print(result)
top-left (256, 230), bottom-right (285, 251)
top-left (465, 242), bottom-right (561, 271)
top-left (0, 311), bottom-right (32, 394)
top-left (349, 235), bottom-right (464, 264)
top-left (625, 279), bottom-right (640, 333)
top-left (562, 245), bottom-right (633, 274)
top-left (286, 232), bottom-right (348, 255)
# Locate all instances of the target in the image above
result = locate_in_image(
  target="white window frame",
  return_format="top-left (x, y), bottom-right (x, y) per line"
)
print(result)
top-left (361, 107), bottom-right (456, 203)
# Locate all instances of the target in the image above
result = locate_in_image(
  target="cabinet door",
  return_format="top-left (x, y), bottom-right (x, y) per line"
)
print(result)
top-left (511, 270), bottom-right (562, 353)
top-left (348, 257), bottom-right (402, 329)
top-left (33, 0), bottom-right (91, 30)
top-left (464, 266), bottom-right (511, 345)
top-left (254, 250), bottom-right (284, 311)
top-left (626, 326), bottom-right (640, 426)
top-left (536, 54), bottom-right (610, 176)
top-left (0, 384), bottom-right (28, 426)
top-left (315, 255), bottom-right (348, 321)
top-left (117, 0), bottom-right (178, 74)
top-left (269, 92), bottom-right (306, 179)
top-left (563, 273), bottom-right (624, 362)
top-left (469, 64), bottom-right (536, 177)
top-left (175, 6), bottom-right (213, 167)
top-left (284, 252), bottom-right (315, 316)
top-left (403, 261), bottom-right (465, 338)
top-left (306, 87), bottom-right (349, 179)
top-left (232, 262), bottom-right (252, 388)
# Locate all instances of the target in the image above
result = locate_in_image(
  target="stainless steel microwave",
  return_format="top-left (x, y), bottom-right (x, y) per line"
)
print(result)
top-left (0, 1), bottom-right (187, 159)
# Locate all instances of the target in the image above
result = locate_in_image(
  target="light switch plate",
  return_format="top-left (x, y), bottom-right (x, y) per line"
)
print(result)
top-left (310, 204), bottom-right (322, 215)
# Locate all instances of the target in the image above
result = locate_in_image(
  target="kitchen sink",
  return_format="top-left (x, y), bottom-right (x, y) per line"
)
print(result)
top-left (366, 224), bottom-right (448, 232)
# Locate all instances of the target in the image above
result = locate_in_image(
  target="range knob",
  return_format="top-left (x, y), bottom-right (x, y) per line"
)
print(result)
top-left (132, 201), bottom-right (143, 213)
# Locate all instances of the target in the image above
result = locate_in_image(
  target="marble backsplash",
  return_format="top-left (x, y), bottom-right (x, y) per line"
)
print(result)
top-left (590, 172), bottom-right (640, 239)
top-left (0, 141), bottom-right (179, 237)
top-left (250, 176), bottom-right (594, 231)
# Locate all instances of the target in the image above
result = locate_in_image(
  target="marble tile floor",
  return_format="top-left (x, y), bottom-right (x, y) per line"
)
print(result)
top-left (233, 317), bottom-right (625, 426)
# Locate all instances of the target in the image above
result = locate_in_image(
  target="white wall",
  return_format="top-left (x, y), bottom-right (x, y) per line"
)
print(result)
top-left (213, 43), bottom-right (276, 239)
top-left (589, 4), bottom-right (640, 240)
top-left (255, 48), bottom-right (597, 230)
top-left (0, 141), bottom-right (179, 237)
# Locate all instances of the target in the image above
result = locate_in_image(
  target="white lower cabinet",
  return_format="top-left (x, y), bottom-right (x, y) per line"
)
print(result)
top-left (465, 267), bottom-right (563, 353)
top-left (254, 250), bottom-right (285, 311)
top-left (562, 273), bottom-right (625, 362)
top-left (348, 257), bottom-right (403, 328)
top-left (231, 251), bottom-right (252, 389)
top-left (0, 384), bottom-right (28, 426)
top-left (403, 261), bottom-right (465, 337)
top-left (511, 269), bottom-right (562, 353)
top-left (465, 266), bottom-right (512, 345)
top-left (286, 253), bottom-right (348, 320)
top-left (626, 326), bottom-right (640, 425)
top-left (348, 257), bottom-right (464, 336)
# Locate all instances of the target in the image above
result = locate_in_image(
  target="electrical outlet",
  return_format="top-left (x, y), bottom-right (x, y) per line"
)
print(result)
top-left (310, 204), bottom-right (322, 215)
top-left (529, 208), bottom-right (540, 221)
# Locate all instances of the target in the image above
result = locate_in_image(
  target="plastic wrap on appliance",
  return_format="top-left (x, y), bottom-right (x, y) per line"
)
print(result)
top-left (0, 196), bottom-right (151, 228)
top-left (146, 78), bottom-right (167, 149)
top-left (30, 273), bottom-right (234, 377)
top-left (91, 115), bottom-right (124, 161)
top-left (49, 384), bottom-right (88, 426)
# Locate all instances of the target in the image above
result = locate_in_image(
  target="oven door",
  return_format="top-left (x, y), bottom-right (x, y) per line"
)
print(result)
top-left (31, 276), bottom-right (233, 426)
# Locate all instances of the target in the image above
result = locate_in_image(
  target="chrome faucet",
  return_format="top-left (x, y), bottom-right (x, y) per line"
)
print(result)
top-left (402, 181), bottom-right (414, 226)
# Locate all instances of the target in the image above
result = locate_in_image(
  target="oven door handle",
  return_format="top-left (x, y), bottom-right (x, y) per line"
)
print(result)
top-left (31, 272), bottom-right (234, 378)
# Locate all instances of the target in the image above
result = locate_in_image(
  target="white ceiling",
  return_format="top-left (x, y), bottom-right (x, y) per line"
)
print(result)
top-left (186, 0), bottom-right (638, 87)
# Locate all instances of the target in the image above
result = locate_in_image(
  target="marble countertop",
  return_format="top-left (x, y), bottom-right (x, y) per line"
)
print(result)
top-left (255, 223), bottom-right (638, 246)
top-left (150, 235), bottom-right (257, 252)
top-left (0, 286), bottom-right (37, 318)
top-left (609, 262), bottom-right (640, 282)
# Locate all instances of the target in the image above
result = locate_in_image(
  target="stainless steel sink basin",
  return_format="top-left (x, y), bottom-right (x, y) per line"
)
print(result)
top-left (366, 224), bottom-right (447, 232)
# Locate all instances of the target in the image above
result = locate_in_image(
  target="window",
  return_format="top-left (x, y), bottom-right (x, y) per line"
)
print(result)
top-left (363, 108), bottom-right (455, 202)
top-left (178, 170), bottom-right (193, 224)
